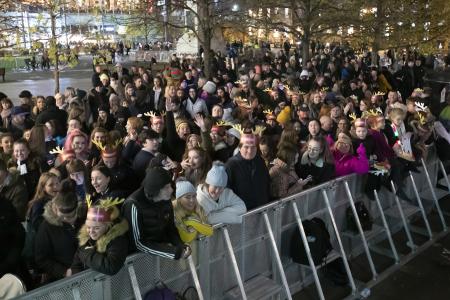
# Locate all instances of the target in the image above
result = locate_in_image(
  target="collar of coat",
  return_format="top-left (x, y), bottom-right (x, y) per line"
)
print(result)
top-left (43, 200), bottom-right (83, 227)
top-left (78, 219), bottom-right (129, 253)
top-left (301, 151), bottom-right (324, 167)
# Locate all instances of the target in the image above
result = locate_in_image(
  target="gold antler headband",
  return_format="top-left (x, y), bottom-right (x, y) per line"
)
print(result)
top-left (49, 146), bottom-right (64, 155)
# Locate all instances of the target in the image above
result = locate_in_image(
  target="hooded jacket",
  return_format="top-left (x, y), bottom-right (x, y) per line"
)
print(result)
top-left (34, 201), bottom-right (85, 283)
top-left (196, 184), bottom-right (247, 224)
top-left (71, 219), bottom-right (129, 276)
top-left (122, 187), bottom-right (184, 260)
top-left (0, 170), bottom-right (29, 221)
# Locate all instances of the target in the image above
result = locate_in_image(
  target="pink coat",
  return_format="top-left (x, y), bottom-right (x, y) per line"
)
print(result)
top-left (332, 144), bottom-right (369, 177)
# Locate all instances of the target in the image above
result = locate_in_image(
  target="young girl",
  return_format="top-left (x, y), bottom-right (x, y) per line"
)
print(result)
top-left (296, 136), bottom-right (335, 187)
top-left (180, 147), bottom-right (212, 187)
top-left (70, 198), bottom-right (129, 276)
top-left (328, 133), bottom-right (369, 177)
top-left (27, 172), bottom-right (61, 232)
top-left (172, 179), bottom-right (213, 243)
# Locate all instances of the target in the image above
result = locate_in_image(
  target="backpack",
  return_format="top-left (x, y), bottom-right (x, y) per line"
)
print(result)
top-left (143, 284), bottom-right (177, 300)
top-left (346, 201), bottom-right (373, 233)
top-left (290, 218), bottom-right (332, 266)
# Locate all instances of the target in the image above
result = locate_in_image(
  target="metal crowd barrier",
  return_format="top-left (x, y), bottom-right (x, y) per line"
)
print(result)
top-left (15, 148), bottom-right (449, 300)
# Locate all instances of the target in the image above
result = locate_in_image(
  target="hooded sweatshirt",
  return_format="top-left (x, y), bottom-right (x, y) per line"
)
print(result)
top-left (332, 144), bottom-right (369, 177)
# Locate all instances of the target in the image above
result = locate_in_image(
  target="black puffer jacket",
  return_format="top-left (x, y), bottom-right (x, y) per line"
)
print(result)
top-left (34, 202), bottom-right (85, 283)
top-left (122, 187), bottom-right (184, 260)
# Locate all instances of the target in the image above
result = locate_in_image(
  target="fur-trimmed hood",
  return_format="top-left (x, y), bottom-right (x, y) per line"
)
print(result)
top-left (42, 200), bottom-right (84, 227)
top-left (78, 219), bottom-right (129, 253)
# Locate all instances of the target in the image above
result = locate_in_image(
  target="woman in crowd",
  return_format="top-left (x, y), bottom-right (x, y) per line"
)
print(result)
top-left (172, 179), bottom-right (213, 243)
top-left (328, 132), bottom-right (369, 177)
top-left (27, 172), bottom-right (61, 232)
top-left (180, 147), bottom-right (211, 187)
top-left (197, 162), bottom-right (247, 224)
top-left (35, 181), bottom-right (85, 284)
top-left (296, 136), bottom-right (335, 187)
top-left (70, 198), bottom-right (129, 275)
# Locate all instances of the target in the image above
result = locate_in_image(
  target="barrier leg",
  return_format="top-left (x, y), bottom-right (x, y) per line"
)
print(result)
top-left (187, 256), bottom-right (205, 300)
top-left (291, 201), bottom-right (325, 300)
top-left (422, 158), bottom-right (448, 231)
top-left (71, 286), bottom-right (81, 300)
top-left (262, 212), bottom-right (292, 300)
top-left (438, 159), bottom-right (450, 194)
top-left (223, 227), bottom-right (247, 300)
top-left (409, 172), bottom-right (433, 239)
top-left (374, 190), bottom-right (400, 263)
top-left (128, 264), bottom-right (143, 300)
top-left (322, 189), bottom-right (357, 294)
top-left (390, 181), bottom-right (417, 251)
top-left (344, 181), bottom-right (378, 280)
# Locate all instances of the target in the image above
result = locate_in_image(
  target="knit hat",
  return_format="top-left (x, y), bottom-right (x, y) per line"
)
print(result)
top-left (99, 73), bottom-right (109, 81)
top-left (205, 161), bottom-right (228, 188)
top-left (203, 81), bottom-right (217, 94)
top-left (300, 70), bottom-right (309, 77)
top-left (276, 106), bottom-right (291, 125)
top-left (175, 180), bottom-right (196, 199)
top-left (227, 127), bottom-right (241, 140)
top-left (143, 167), bottom-right (172, 197)
top-left (175, 118), bottom-right (189, 131)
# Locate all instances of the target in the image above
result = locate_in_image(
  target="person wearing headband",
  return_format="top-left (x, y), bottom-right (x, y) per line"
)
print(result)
top-left (225, 130), bottom-right (271, 210)
top-left (70, 199), bottom-right (129, 276)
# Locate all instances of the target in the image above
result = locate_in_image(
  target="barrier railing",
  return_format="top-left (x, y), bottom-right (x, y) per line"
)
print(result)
top-left (15, 148), bottom-right (449, 300)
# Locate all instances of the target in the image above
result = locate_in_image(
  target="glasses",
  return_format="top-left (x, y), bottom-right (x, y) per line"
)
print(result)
top-left (307, 147), bottom-right (321, 152)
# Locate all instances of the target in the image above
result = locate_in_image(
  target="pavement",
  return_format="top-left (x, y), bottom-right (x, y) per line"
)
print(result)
top-left (0, 54), bottom-right (162, 105)
top-left (293, 195), bottom-right (450, 300)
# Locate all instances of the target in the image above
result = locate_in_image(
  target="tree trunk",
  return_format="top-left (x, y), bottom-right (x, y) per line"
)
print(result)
top-left (51, 13), bottom-right (60, 94)
top-left (197, 0), bottom-right (213, 79)
top-left (371, 0), bottom-right (383, 67)
top-left (202, 34), bottom-right (212, 79)
top-left (301, 33), bottom-right (310, 66)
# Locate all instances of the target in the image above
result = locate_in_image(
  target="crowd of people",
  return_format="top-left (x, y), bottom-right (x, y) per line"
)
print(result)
top-left (1, 42), bottom-right (450, 296)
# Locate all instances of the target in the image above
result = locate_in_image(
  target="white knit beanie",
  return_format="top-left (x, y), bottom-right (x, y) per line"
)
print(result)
top-left (203, 81), bottom-right (217, 94)
top-left (205, 161), bottom-right (228, 188)
top-left (227, 127), bottom-right (241, 140)
top-left (175, 180), bottom-right (196, 199)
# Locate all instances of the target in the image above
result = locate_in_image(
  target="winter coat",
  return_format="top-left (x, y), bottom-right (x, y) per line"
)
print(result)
top-left (71, 219), bottom-right (129, 276)
top-left (172, 200), bottom-right (213, 243)
top-left (8, 156), bottom-right (47, 201)
top-left (332, 144), bottom-right (369, 177)
top-left (28, 195), bottom-right (52, 232)
top-left (35, 202), bottom-right (85, 283)
top-left (0, 198), bottom-right (28, 282)
top-left (225, 152), bottom-right (271, 210)
top-left (197, 184), bottom-right (247, 224)
top-left (122, 187), bottom-right (184, 260)
top-left (0, 170), bottom-right (29, 221)
top-left (161, 111), bottom-right (186, 162)
top-left (269, 158), bottom-right (304, 199)
top-left (184, 97), bottom-right (209, 119)
top-left (132, 149), bottom-right (156, 181)
top-left (295, 152), bottom-right (335, 187)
